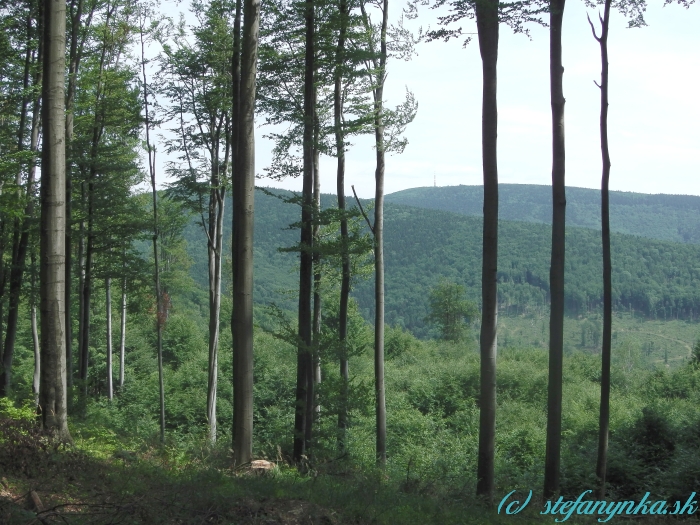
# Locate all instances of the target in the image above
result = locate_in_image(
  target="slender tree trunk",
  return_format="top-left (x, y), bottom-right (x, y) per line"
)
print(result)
top-left (334, 0), bottom-right (350, 450)
top-left (80, 185), bottom-right (94, 398)
top-left (0, 16), bottom-right (42, 397)
top-left (232, 0), bottom-right (258, 466)
top-left (77, 181), bottom-right (86, 389)
top-left (139, 11), bottom-right (166, 445)
top-left (207, 178), bottom-right (225, 445)
top-left (307, 100), bottom-right (321, 445)
top-left (119, 273), bottom-right (126, 389)
top-left (39, 0), bottom-right (71, 441)
top-left (359, 0), bottom-right (389, 467)
top-left (294, 0), bottom-right (315, 463)
top-left (31, 250), bottom-right (39, 408)
top-left (544, 0), bottom-right (567, 499)
top-left (474, 0), bottom-right (499, 498)
top-left (590, 0), bottom-right (612, 499)
top-left (104, 277), bottom-right (112, 400)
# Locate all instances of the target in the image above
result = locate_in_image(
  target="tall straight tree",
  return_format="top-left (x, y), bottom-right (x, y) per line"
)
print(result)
top-left (473, 0), bottom-right (500, 498)
top-left (232, 0), bottom-right (259, 466)
top-left (543, 0), bottom-right (566, 498)
top-left (39, 0), bottom-right (71, 441)
top-left (358, 0), bottom-right (389, 467)
top-left (293, 0), bottom-right (316, 462)
top-left (423, 0), bottom-right (544, 496)
top-left (359, 0), bottom-right (417, 465)
top-left (589, 0), bottom-right (612, 498)
top-left (333, 0), bottom-right (351, 451)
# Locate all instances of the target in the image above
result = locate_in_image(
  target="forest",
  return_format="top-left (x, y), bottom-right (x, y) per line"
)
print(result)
top-left (0, 0), bottom-right (699, 521)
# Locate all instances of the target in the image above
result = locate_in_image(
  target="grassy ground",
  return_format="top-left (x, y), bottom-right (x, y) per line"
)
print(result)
top-left (0, 420), bottom-right (548, 525)
top-left (497, 312), bottom-right (698, 368)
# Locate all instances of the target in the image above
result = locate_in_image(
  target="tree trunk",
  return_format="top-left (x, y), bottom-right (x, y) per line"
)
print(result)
top-left (119, 273), bottom-right (126, 389)
top-left (79, 183), bottom-right (94, 399)
top-left (544, 0), bottom-right (567, 499)
top-left (334, 0), bottom-right (350, 451)
top-left (311, 113), bottom-right (322, 431)
top-left (206, 177), bottom-right (225, 445)
top-left (31, 251), bottom-right (39, 408)
top-left (65, 0), bottom-right (88, 394)
top-left (294, 0), bottom-right (315, 463)
top-left (39, 0), bottom-right (71, 442)
top-left (474, 0), bottom-right (499, 499)
top-left (590, 0), bottom-right (612, 498)
top-left (105, 277), bottom-right (113, 400)
top-left (232, 0), bottom-right (258, 466)
top-left (358, 0), bottom-right (389, 467)
top-left (76, 181), bottom-right (87, 390)
top-left (370, 0), bottom-right (389, 469)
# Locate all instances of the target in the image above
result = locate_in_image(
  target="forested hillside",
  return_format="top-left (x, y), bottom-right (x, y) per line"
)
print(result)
top-left (184, 188), bottom-right (700, 338)
top-left (385, 184), bottom-right (700, 244)
top-left (3, 0), bottom-right (700, 517)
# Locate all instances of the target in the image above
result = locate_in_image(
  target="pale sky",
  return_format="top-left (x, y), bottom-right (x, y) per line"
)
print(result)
top-left (255, 0), bottom-right (700, 199)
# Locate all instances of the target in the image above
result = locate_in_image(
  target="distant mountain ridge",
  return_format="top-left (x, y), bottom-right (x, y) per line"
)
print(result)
top-left (385, 184), bottom-right (700, 244)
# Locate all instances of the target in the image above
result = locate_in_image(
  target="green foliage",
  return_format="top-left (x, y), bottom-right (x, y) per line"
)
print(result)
top-left (691, 339), bottom-right (700, 365)
top-left (425, 278), bottom-right (479, 341)
top-left (0, 397), bottom-right (35, 422)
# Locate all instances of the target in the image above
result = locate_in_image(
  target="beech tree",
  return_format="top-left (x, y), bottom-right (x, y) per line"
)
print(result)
top-left (590, 0), bottom-right (612, 498)
top-left (589, 0), bottom-right (648, 498)
top-left (39, 0), bottom-right (71, 441)
top-left (232, 0), bottom-right (260, 466)
top-left (358, 0), bottom-right (417, 466)
top-left (543, 0), bottom-right (567, 498)
top-left (424, 0), bottom-right (544, 497)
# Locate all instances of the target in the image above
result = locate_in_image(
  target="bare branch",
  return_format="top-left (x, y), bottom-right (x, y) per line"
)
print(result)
top-left (351, 185), bottom-right (374, 234)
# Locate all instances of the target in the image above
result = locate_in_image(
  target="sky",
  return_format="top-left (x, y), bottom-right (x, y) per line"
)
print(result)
top-left (249, 0), bottom-right (700, 199)
top-left (151, 0), bottom-right (700, 199)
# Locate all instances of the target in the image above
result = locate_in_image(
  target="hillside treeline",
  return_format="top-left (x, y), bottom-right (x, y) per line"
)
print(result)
top-left (386, 184), bottom-right (700, 245)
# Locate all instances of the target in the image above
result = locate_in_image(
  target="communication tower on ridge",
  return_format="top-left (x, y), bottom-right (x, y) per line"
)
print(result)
top-left (434, 172), bottom-right (436, 187)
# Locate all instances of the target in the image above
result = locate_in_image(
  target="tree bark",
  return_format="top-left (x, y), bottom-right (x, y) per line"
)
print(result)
top-left (293, 0), bottom-right (315, 462)
top-left (544, 0), bottom-right (567, 499)
top-left (474, 0), bottom-right (499, 499)
top-left (590, 0), bottom-right (612, 499)
top-left (232, 0), bottom-right (258, 466)
top-left (39, 0), bottom-right (71, 442)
